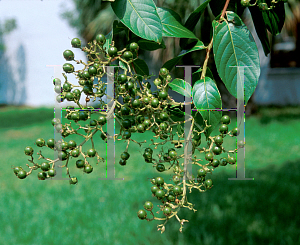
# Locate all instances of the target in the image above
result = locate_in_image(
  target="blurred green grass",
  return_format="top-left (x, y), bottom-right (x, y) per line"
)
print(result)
top-left (0, 106), bottom-right (299, 244)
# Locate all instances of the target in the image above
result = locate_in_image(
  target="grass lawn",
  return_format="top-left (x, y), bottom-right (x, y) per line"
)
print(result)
top-left (0, 105), bottom-right (299, 245)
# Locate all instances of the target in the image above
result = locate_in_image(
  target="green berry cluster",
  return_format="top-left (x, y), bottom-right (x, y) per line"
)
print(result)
top-left (15, 33), bottom-right (243, 232)
top-left (137, 115), bottom-right (242, 233)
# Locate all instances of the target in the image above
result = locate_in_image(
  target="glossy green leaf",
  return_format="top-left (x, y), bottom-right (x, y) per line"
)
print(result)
top-left (162, 40), bottom-right (205, 71)
top-left (157, 7), bottom-right (198, 39)
top-left (192, 67), bottom-right (214, 86)
top-left (192, 77), bottom-right (222, 137)
top-left (261, 1), bottom-right (285, 35)
top-left (111, 0), bottom-right (162, 43)
top-left (249, 6), bottom-right (270, 56)
top-left (180, 0), bottom-right (211, 49)
top-left (119, 60), bottom-right (128, 70)
top-left (131, 58), bottom-right (149, 76)
top-left (168, 78), bottom-right (192, 97)
top-left (212, 11), bottom-right (260, 106)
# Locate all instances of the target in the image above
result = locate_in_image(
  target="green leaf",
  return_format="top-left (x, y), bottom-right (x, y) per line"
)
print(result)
top-left (249, 6), bottom-right (270, 56)
top-left (180, 0), bottom-right (211, 49)
top-left (162, 40), bottom-right (205, 71)
top-left (192, 67), bottom-right (214, 86)
top-left (103, 20), bottom-right (120, 51)
top-left (137, 39), bottom-right (166, 51)
top-left (111, 0), bottom-right (163, 43)
top-left (119, 60), bottom-right (128, 71)
top-left (157, 7), bottom-right (198, 39)
top-left (168, 78), bottom-right (192, 97)
top-left (212, 11), bottom-right (260, 106)
top-left (131, 58), bottom-right (149, 76)
top-left (177, 124), bottom-right (184, 135)
top-left (191, 110), bottom-right (205, 133)
top-left (261, 1), bottom-right (285, 35)
top-left (192, 77), bottom-right (222, 137)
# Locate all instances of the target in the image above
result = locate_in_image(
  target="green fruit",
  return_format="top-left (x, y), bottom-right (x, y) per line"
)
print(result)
top-left (212, 159), bottom-right (220, 168)
top-left (151, 185), bottom-right (159, 194)
top-left (98, 115), bottom-right (107, 125)
top-left (76, 160), bottom-right (85, 168)
top-left (63, 63), bottom-right (74, 73)
top-left (121, 106), bottom-right (130, 115)
top-left (48, 169), bottom-right (56, 177)
top-left (123, 51), bottom-right (133, 60)
top-left (63, 49), bottom-right (74, 61)
top-left (228, 156), bottom-right (236, 165)
top-left (79, 111), bottom-right (88, 121)
top-left (18, 170), bottom-right (27, 179)
top-left (159, 68), bottom-right (168, 77)
top-left (158, 90), bottom-right (168, 99)
top-left (156, 163), bottom-right (165, 172)
top-left (129, 42), bottom-right (139, 52)
top-left (155, 189), bottom-right (165, 199)
top-left (205, 179), bottom-right (213, 188)
top-left (65, 92), bottom-right (74, 101)
top-left (121, 152), bottom-right (130, 160)
top-left (58, 151), bottom-right (68, 161)
top-left (47, 138), bottom-right (55, 148)
top-left (119, 159), bottom-right (126, 166)
top-left (155, 177), bottom-right (164, 186)
top-left (132, 99), bottom-right (141, 108)
top-left (137, 124), bottom-right (145, 133)
top-left (219, 124), bottom-right (228, 134)
top-left (163, 206), bottom-right (172, 216)
top-left (137, 209), bottom-right (147, 220)
top-left (232, 127), bottom-right (240, 136)
top-left (38, 171), bottom-right (47, 180)
top-left (159, 112), bottom-right (169, 121)
top-left (71, 149), bottom-right (80, 157)
top-left (69, 177), bottom-right (78, 185)
top-left (144, 201), bottom-right (153, 211)
top-left (221, 115), bottom-right (231, 124)
top-left (88, 66), bottom-right (97, 76)
top-left (123, 130), bottom-right (131, 139)
top-left (214, 135), bottom-right (223, 145)
top-left (145, 147), bottom-right (153, 155)
top-left (71, 38), bottom-right (81, 48)
top-left (24, 146), bottom-right (33, 156)
top-left (41, 162), bottom-right (50, 171)
top-left (68, 140), bottom-right (77, 149)
top-left (219, 157), bottom-right (228, 166)
top-left (205, 152), bottom-right (213, 161)
top-left (168, 150), bottom-right (177, 159)
top-left (238, 140), bottom-right (245, 148)
top-left (36, 138), bottom-right (45, 147)
top-left (84, 164), bottom-right (93, 173)
top-left (212, 146), bottom-right (222, 155)
top-left (151, 98), bottom-right (159, 108)
top-left (13, 166), bottom-right (22, 175)
top-left (197, 168), bottom-right (206, 177)
top-left (108, 47), bottom-right (118, 57)
top-left (122, 119), bottom-right (131, 129)
top-left (87, 149), bottom-right (96, 157)
top-left (173, 185), bottom-right (182, 195)
top-left (118, 74), bottom-right (127, 84)
top-left (70, 112), bottom-right (79, 121)
top-left (241, 0), bottom-right (250, 7)
top-left (142, 119), bottom-right (151, 128)
top-left (96, 34), bottom-right (106, 45)
top-left (173, 175), bottom-right (181, 184)
top-left (167, 194), bottom-right (175, 202)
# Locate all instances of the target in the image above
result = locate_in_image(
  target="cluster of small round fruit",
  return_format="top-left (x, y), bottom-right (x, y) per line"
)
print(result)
top-left (13, 33), bottom-right (243, 233)
top-left (137, 115), bottom-right (243, 233)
